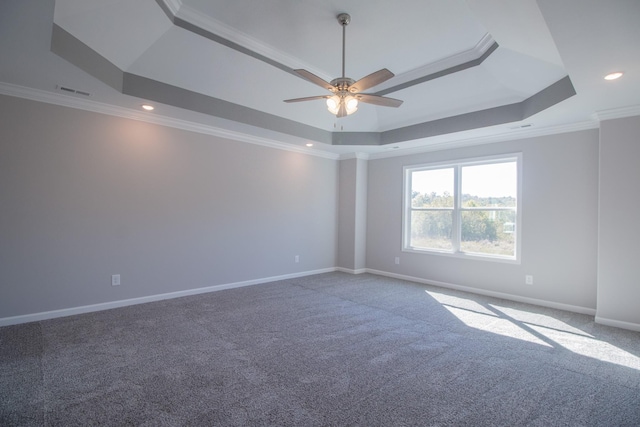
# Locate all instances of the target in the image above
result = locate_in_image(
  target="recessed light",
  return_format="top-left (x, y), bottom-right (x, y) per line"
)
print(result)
top-left (142, 104), bottom-right (155, 111)
top-left (604, 72), bottom-right (623, 81)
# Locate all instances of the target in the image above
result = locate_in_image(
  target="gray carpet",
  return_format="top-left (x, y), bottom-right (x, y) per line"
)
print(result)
top-left (2, 272), bottom-right (640, 426)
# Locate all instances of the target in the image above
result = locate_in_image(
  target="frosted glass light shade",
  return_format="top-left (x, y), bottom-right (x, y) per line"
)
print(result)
top-left (326, 95), bottom-right (358, 116)
top-left (345, 96), bottom-right (358, 115)
top-left (326, 96), bottom-right (340, 115)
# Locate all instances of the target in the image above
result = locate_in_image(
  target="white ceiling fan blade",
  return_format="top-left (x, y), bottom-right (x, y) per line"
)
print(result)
top-left (284, 95), bottom-right (331, 103)
top-left (356, 94), bottom-right (403, 108)
top-left (349, 69), bottom-right (394, 93)
top-left (294, 69), bottom-right (337, 92)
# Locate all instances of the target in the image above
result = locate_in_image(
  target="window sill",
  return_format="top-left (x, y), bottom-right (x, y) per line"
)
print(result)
top-left (402, 246), bottom-right (520, 265)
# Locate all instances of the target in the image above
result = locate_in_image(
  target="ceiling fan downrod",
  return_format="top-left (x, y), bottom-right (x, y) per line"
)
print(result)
top-left (330, 13), bottom-right (354, 92)
top-left (337, 13), bottom-right (350, 80)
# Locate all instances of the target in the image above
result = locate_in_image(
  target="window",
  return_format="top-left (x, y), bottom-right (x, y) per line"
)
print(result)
top-left (403, 154), bottom-right (521, 262)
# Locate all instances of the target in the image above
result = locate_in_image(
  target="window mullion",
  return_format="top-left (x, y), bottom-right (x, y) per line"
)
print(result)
top-left (404, 170), bottom-right (412, 250)
top-left (452, 165), bottom-right (461, 253)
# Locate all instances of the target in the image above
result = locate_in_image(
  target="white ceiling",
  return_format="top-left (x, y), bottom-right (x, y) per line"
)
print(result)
top-left (1, 0), bottom-right (639, 157)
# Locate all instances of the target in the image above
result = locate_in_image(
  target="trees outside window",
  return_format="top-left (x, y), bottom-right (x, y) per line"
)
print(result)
top-left (404, 155), bottom-right (521, 261)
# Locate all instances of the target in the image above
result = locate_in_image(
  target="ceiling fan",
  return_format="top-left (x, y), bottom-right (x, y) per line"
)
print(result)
top-left (284, 13), bottom-right (403, 118)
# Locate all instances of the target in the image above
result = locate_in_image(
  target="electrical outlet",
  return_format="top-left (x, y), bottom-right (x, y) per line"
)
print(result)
top-left (395, 257), bottom-right (400, 265)
top-left (111, 274), bottom-right (121, 286)
top-left (525, 275), bottom-right (533, 285)
top-left (295, 255), bottom-right (299, 263)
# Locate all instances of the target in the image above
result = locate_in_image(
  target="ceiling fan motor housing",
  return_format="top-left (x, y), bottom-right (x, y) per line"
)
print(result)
top-left (330, 77), bottom-right (355, 91)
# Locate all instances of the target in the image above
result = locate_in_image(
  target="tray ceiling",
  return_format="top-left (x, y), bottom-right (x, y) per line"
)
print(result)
top-left (1, 0), bottom-right (638, 155)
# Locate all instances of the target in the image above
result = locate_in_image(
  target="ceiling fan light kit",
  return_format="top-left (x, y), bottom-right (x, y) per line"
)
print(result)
top-left (284, 13), bottom-right (403, 118)
top-left (327, 94), bottom-right (358, 116)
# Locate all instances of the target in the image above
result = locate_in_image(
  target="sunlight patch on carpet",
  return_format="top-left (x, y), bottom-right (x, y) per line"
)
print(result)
top-left (425, 291), bottom-right (551, 347)
top-left (425, 289), bottom-right (640, 371)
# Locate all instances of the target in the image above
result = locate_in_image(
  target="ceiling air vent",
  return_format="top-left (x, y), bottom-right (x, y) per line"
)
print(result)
top-left (508, 123), bottom-right (533, 130)
top-left (56, 85), bottom-right (91, 97)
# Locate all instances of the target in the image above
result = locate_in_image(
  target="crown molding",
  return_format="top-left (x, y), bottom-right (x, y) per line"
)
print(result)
top-left (49, 22), bottom-right (577, 153)
top-left (159, 1), bottom-right (330, 81)
top-left (339, 152), bottom-right (370, 161)
top-left (367, 120), bottom-right (599, 160)
top-left (161, 0), bottom-right (182, 16)
top-left (0, 83), bottom-right (604, 163)
top-left (593, 105), bottom-right (640, 122)
top-left (158, 0), bottom-right (496, 93)
top-left (0, 83), bottom-right (339, 160)
top-left (373, 33), bottom-right (496, 93)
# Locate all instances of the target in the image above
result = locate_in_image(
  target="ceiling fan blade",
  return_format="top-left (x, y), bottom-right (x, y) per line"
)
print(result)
top-left (356, 94), bottom-right (403, 108)
top-left (284, 95), bottom-right (331, 103)
top-left (349, 68), bottom-right (394, 93)
top-left (294, 69), bottom-right (337, 92)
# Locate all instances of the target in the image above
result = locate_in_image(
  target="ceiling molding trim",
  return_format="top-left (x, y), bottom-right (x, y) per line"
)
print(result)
top-left (172, 16), bottom-right (300, 78)
top-left (49, 23), bottom-right (577, 150)
top-left (49, 26), bottom-right (333, 146)
top-left (123, 73), bottom-right (333, 145)
top-left (0, 81), bottom-right (597, 162)
top-left (475, 32), bottom-right (498, 56)
top-left (521, 76), bottom-right (576, 118)
top-left (155, 0), bottom-right (182, 20)
top-left (381, 100), bottom-right (523, 145)
top-left (339, 152), bottom-right (371, 161)
top-left (154, 0), bottom-right (299, 77)
top-left (367, 120), bottom-right (599, 160)
top-left (175, 4), bottom-right (329, 80)
top-left (378, 75), bottom-right (575, 145)
top-left (154, 1), bottom-right (497, 96)
top-left (332, 132), bottom-right (381, 146)
top-left (51, 24), bottom-right (123, 92)
top-left (373, 36), bottom-right (498, 96)
top-left (0, 82), bottom-right (339, 160)
top-left (593, 105), bottom-right (640, 122)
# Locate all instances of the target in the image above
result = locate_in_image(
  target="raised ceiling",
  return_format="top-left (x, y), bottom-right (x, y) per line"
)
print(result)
top-left (1, 0), bottom-right (639, 156)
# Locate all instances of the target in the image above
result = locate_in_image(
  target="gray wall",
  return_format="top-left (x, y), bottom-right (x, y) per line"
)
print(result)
top-left (597, 115), bottom-right (640, 327)
top-left (3, 92), bottom-right (639, 330)
top-left (0, 95), bottom-right (338, 318)
top-left (337, 157), bottom-right (368, 271)
top-left (366, 130), bottom-right (600, 311)
top-left (337, 159), bottom-right (357, 271)
top-left (354, 158), bottom-right (368, 271)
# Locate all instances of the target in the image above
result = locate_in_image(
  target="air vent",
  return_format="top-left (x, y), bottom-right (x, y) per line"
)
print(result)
top-left (56, 85), bottom-right (91, 97)
top-left (508, 123), bottom-right (533, 130)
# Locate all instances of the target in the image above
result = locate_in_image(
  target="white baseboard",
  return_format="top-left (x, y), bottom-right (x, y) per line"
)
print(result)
top-left (335, 267), bottom-right (367, 275)
top-left (6, 267), bottom-right (628, 330)
top-left (595, 316), bottom-right (640, 332)
top-left (366, 268), bottom-right (597, 316)
top-left (0, 268), bottom-right (337, 327)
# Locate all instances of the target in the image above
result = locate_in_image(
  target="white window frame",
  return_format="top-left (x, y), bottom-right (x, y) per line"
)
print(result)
top-left (402, 153), bottom-right (522, 264)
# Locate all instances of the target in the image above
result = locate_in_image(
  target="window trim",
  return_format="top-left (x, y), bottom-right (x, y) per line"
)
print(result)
top-left (402, 153), bottom-right (522, 264)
